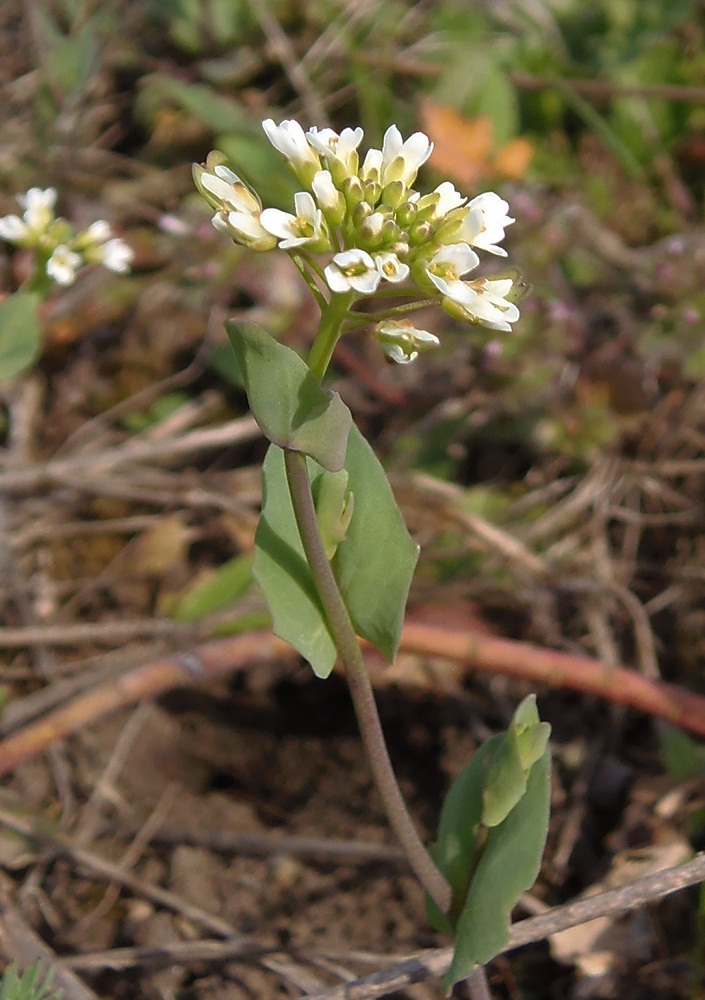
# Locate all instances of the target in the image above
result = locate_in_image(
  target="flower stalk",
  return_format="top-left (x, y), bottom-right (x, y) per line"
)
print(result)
top-left (307, 291), bottom-right (355, 382)
top-left (284, 447), bottom-right (451, 914)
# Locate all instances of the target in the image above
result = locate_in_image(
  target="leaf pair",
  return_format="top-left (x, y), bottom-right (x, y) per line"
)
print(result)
top-left (428, 695), bottom-right (551, 989)
top-left (226, 321), bottom-right (418, 678)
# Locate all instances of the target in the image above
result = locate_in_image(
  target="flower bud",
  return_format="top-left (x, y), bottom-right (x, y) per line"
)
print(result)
top-left (374, 320), bottom-right (440, 364)
top-left (381, 180), bottom-right (406, 210)
top-left (359, 211), bottom-right (386, 244)
top-left (407, 220), bottom-right (434, 246)
top-left (311, 170), bottom-right (346, 226)
top-left (341, 174), bottom-right (365, 209)
top-left (395, 201), bottom-right (418, 228)
top-left (363, 180), bottom-right (382, 206)
top-left (351, 200), bottom-right (373, 228)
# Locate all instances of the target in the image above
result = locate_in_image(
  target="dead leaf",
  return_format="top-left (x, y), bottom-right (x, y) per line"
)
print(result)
top-left (493, 136), bottom-right (534, 179)
top-left (126, 513), bottom-right (192, 577)
top-left (419, 99), bottom-right (493, 188)
top-left (419, 99), bottom-right (533, 189)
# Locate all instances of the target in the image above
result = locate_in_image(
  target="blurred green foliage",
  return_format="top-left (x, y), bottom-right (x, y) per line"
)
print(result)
top-left (0, 964), bottom-right (61, 1000)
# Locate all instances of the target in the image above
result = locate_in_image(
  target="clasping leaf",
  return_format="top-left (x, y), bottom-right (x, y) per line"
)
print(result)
top-left (225, 320), bottom-right (352, 472)
top-left (428, 696), bottom-right (552, 990)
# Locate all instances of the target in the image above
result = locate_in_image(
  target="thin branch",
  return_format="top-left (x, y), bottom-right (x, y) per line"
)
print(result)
top-left (247, 0), bottom-right (328, 124)
top-left (357, 53), bottom-right (705, 104)
top-left (0, 874), bottom-right (100, 1000)
top-left (0, 416), bottom-right (260, 494)
top-left (146, 825), bottom-right (405, 866)
top-left (0, 807), bottom-right (324, 995)
top-left (300, 853), bottom-right (705, 1000)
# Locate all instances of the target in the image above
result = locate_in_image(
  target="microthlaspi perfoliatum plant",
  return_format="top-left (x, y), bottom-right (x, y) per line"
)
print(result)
top-left (194, 119), bottom-right (550, 990)
top-left (0, 187), bottom-right (133, 382)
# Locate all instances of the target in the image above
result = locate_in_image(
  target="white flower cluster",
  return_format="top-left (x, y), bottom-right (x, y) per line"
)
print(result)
top-left (0, 188), bottom-right (133, 287)
top-left (194, 121), bottom-right (520, 363)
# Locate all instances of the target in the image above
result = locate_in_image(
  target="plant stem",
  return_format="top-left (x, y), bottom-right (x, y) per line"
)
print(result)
top-left (307, 292), bottom-right (355, 382)
top-left (283, 448), bottom-right (451, 914)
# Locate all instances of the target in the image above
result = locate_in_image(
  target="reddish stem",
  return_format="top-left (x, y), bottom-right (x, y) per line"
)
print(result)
top-left (1, 623), bottom-right (704, 778)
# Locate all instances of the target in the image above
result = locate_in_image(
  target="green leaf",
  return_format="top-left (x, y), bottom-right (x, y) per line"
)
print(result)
top-left (254, 444), bottom-right (337, 678)
top-left (172, 555), bottom-right (254, 622)
top-left (428, 698), bottom-right (552, 988)
top-left (253, 427), bottom-right (419, 677)
top-left (658, 723), bottom-right (705, 782)
top-left (426, 735), bottom-right (490, 935)
top-left (143, 75), bottom-right (257, 133)
top-left (482, 694), bottom-right (550, 827)
top-left (0, 962), bottom-right (62, 1000)
top-left (444, 748), bottom-right (551, 988)
top-left (0, 292), bottom-right (42, 382)
top-left (332, 425), bottom-right (419, 663)
top-left (225, 320), bottom-right (352, 473)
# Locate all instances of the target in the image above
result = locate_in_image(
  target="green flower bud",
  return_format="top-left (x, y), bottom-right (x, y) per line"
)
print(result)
top-left (395, 201), bottom-right (418, 228)
top-left (341, 175), bottom-right (365, 209)
top-left (408, 220), bottom-right (434, 247)
top-left (381, 180), bottom-right (406, 210)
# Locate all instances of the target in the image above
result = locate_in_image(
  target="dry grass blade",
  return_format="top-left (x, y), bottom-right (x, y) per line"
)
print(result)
top-left (301, 854), bottom-right (705, 1000)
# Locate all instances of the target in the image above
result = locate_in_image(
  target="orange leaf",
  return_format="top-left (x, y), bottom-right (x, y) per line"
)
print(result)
top-left (493, 136), bottom-right (534, 180)
top-left (418, 100), bottom-right (493, 189)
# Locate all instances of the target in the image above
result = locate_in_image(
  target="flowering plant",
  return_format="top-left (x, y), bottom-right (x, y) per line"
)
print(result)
top-left (194, 122), bottom-right (519, 371)
top-left (0, 187), bottom-right (133, 381)
top-left (194, 120), bottom-right (550, 991)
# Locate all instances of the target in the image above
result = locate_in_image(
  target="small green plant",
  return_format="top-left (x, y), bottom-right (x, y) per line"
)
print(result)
top-left (0, 187), bottom-right (133, 382)
top-left (193, 119), bottom-right (551, 991)
top-left (0, 962), bottom-right (62, 1000)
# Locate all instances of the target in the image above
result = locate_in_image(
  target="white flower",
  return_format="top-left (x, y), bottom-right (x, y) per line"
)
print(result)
top-left (0, 187), bottom-right (58, 245)
top-left (213, 210), bottom-right (277, 251)
top-left (381, 125), bottom-right (433, 187)
top-left (360, 212), bottom-right (386, 241)
top-left (77, 220), bottom-right (134, 273)
top-left (46, 245), bottom-right (82, 286)
top-left (325, 249), bottom-right (381, 294)
top-left (0, 214), bottom-right (27, 241)
top-left (360, 147), bottom-right (384, 184)
top-left (96, 238), bottom-right (133, 273)
top-left (442, 277), bottom-right (520, 332)
top-left (260, 192), bottom-right (329, 250)
top-left (262, 119), bottom-right (320, 177)
top-left (460, 192), bottom-right (514, 257)
top-left (425, 243), bottom-right (479, 296)
top-left (306, 126), bottom-right (364, 175)
top-left (20, 188), bottom-right (57, 233)
top-left (194, 153), bottom-right (276, 250)
top-left (431, 182), bottom-right (466, 220)
top-left (311, 170), bottom-right (345, 223)
top-left (194, 156), bottom-right (262, 216)
top-left (84, 219), bottom-right (112, 243)
top-left (375, 320), bottom-right (440, 364)
top-left (374, 252), bottom-right (409, 284)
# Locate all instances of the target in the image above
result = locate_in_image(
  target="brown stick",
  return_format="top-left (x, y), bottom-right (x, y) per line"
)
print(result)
top-left (1, 622), bottom-right (705, 778)
top-left (399, 623), bottom-right (705, 736)
top-left (300, 852), bottom-right (705, 1000)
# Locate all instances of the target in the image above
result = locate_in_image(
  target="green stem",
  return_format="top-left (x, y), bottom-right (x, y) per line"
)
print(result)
top-left (283, 448), bottom-right (451, 914)
top-left (290, 254), bottom-right (327, 311)
top-left (306, 292), bottom-right (355, 382)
